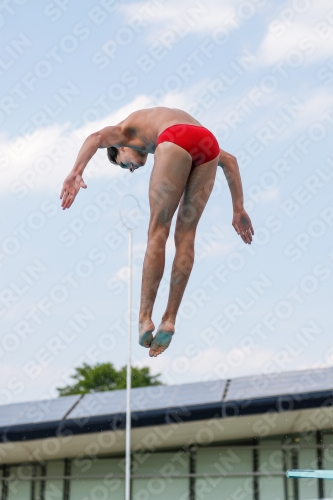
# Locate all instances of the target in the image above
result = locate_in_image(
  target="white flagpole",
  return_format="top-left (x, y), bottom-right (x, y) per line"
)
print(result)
top-left (119, 194), bottom-right (141, 500)
top-left (125, 227), bottom-right (132, 500)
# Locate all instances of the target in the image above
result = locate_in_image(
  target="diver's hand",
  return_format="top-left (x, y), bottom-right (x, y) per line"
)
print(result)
top-left (60, 172), bottom-right (87, 210)
top-left (232, 209), bottom-right (254, 244)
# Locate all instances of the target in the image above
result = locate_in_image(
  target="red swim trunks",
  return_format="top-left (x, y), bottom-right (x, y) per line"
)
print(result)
top-left (156, 124), bottom-right (220, 167)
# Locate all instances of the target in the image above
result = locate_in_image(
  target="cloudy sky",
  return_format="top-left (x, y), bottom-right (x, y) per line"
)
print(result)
top-left (1, 0), bottom-right (333, 404)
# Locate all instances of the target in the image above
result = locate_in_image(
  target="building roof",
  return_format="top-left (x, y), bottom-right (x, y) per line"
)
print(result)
top-left (1, 366), bottom-right (333, 444)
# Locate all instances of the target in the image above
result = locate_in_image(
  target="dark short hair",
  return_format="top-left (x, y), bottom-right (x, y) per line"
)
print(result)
top-left (107, 146), bottom-right (119, 165)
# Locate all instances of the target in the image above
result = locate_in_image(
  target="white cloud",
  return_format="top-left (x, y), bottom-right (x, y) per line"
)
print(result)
top-left (293, 89), bottom-right (333, 124)
top-left (0, 82), bottom-right (223, 197)
top-left (257, 0), bottom-right (333, 66)
top-left (119, 0), bottom-right (236, 43)
top-left (0, 94), bottom-right (155, 196)
top-left (0, 361), bottom-right (72, 404)
top-left (0, 95), bottom-right (152, 196)
top-left (139, 344), bottom-right (333, 387)
top-left (274, 88), bottom-right (333, 139)
top-left (135, 346), bottom-right (277, 385)
top-left (4, 74), bottom-right (329, 203)
top-left (238, 86), bottom-right (333, 150)
top-left (249, 186), bottom-right (280, 204)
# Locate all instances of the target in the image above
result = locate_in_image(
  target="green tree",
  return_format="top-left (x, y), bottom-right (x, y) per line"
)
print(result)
top-left (57, 362), bottom-right (162, 396)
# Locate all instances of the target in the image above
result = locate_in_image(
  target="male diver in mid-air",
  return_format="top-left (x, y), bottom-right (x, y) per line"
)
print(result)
top-left (60, 107), bottom-right (254, 357)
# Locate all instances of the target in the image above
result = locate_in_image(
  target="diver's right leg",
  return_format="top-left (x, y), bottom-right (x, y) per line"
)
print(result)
top-left (149, 155), bottom-right (219, 357)
top-left (139, 142), bottom-right (192, 347)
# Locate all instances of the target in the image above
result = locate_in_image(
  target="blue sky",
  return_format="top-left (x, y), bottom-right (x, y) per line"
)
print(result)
top-left (1, 0), bottom-right (333, 404)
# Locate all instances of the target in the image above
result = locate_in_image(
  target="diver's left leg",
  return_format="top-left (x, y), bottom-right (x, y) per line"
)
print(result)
top-left (139, 141), bottom-right (192, 347)
top-left (149, 154), bottom-right (219, 357)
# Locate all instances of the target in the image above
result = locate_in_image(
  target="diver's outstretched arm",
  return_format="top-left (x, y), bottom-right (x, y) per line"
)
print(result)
top-left (218, 148), bottom-right (254, 244)
top-left (60, 125), bottom-right (131, 210)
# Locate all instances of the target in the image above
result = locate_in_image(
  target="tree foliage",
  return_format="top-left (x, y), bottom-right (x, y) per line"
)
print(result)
top-left (57, 362), bottom-right (162, 396)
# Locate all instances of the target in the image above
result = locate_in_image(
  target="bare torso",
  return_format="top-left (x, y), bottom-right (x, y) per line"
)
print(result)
top-left (117, 107), bottom-right (203, 154)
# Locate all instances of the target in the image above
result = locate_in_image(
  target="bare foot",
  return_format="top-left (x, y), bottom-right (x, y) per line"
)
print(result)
top-left (139, 318), bottom-right (155, 348)
top-left (149, 320), bottom-right (175, 357)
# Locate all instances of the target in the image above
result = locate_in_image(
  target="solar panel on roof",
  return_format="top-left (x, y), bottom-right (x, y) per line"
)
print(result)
top-left (130, 379), bottom-right (226, 410)
top-left (67, 390), bottom-right (126, 419)
top-left (224, 367), bottom-right (333, 402)
top-left (131, 385), bottom-right (167, 412)
top-left (131, 381), bottom-right (225, 412)
top-left (1, 367), bottom-right (332, 429)
top-left (279, 368), bottom-right (333, 393)
top-left (67, 380), bottom-right (226, 419)
top-left (171, 381), bottom-right (225, 407)
top-left (226, 375), bottom-right (272, 401)
top-left (0, 395), bottom-right (80, 428)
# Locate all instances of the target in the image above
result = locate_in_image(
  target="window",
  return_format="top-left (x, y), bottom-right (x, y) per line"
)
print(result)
top-left (196, 447), bottom-right (253, 500)
top-left (258, 439), bottom-right (285, 500)
top-left (7, 466), bottom-right (32, 500)
top-left (70, 457), bottom-right (125, 500)
top-left (45, 461), bottom-right (64, 500)
top-left (132, 451), bottom-right (189, 500)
